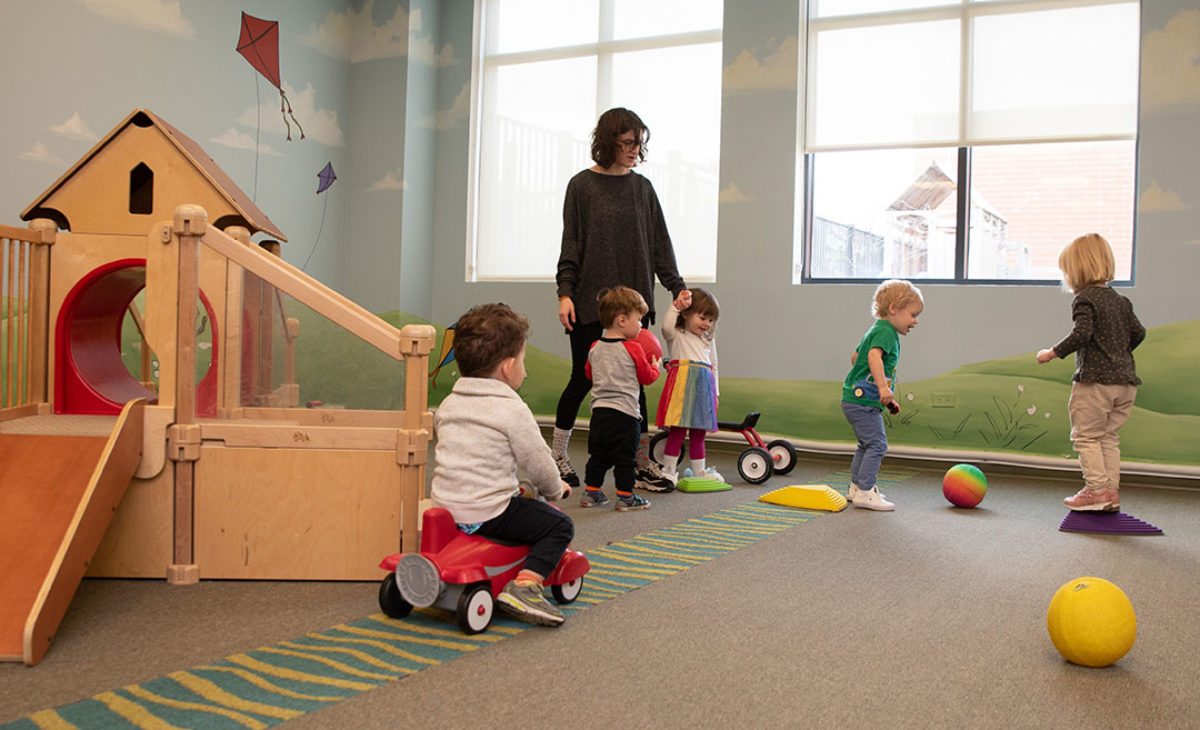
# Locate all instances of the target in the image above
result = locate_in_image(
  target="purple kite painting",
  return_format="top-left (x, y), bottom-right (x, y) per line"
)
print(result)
top-left (302, 163), bottom-right (337, 271)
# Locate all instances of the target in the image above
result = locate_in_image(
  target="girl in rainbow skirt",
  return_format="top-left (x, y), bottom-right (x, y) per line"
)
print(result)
top-left (656, 288), bottom-right (721, 484)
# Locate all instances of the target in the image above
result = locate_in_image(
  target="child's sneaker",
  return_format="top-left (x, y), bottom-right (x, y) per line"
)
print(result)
top-left (1064, 486), bottom-right (1116, 512)
top-left (851, 486), bottom-right (895, 511)
top-left (848, 482), bottom-right (886, 501)
top-left (1107, 488), bottom-right (1120, 512)
top-left (580, 489), bottom-right (610, 508)
top-left (496, 580), bottom-right (565, 627)
top-left (615, 493), bottom-right (651, 511)
top-left (556, 454), bottom-right (580, 488)
top-left (702, 467), bottom-right (724, 482)
top-left (636, 461), bottom-right (676, 492)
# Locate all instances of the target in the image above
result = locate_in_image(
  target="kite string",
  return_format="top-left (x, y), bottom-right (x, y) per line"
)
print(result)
top-left (301, 193), bottom-right (328, 272)
top-left (253, 70), bottom-right (261, 202)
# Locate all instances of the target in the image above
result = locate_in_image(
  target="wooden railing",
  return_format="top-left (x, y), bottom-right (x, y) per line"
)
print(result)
top-left (162, 207), bottom-right (436, 573)
top-left (0, 223), bottom-right (51, 420)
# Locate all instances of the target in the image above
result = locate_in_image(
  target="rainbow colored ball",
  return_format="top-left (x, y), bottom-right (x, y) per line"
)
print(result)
top-left (942, 463), bottom-right (987, 508)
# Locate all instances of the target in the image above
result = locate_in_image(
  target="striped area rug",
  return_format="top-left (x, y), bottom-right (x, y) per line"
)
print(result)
top-left (3, 470), bottom-right (915, 730)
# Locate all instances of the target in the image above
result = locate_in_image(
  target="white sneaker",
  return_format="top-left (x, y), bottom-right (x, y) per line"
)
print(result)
top-left (703, 467), bottom-right (724, 482)
top-left (848, 482), bottom-right (886, 501)
top-left (851, 486), bottom-right (894, 511)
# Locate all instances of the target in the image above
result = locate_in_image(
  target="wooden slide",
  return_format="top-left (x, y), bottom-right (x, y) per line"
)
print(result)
top-left (0, 399), bottom-right (144, 665)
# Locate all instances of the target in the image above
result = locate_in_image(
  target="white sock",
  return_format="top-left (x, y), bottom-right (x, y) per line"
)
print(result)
top-left (552, 427), bottom-right (572, 460)
top-left (690, 458), bottom-right (706, 475)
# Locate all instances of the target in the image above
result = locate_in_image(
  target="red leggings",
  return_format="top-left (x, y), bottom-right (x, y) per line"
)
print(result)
top-left (664, 427), bottom-right (706, 460)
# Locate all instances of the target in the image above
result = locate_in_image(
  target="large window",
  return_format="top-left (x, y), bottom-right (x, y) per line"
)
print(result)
top-left (798, 0), bottom-right (1138, 283)
top-left (469, 0), bottom-right (722, 282)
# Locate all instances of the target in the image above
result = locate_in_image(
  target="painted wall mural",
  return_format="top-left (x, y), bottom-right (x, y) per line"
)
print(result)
top-left (2, 0), bottom-right (1198, 473)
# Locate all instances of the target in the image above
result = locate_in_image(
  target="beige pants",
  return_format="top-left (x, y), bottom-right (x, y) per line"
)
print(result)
top-left (1067, 382), bottom-right (1137, 492)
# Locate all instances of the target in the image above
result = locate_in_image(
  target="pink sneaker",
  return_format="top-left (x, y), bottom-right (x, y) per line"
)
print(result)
top-left (1064, 487), bottom-right (1115, 512)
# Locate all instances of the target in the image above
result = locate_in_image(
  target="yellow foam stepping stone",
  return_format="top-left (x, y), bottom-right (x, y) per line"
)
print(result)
top-left (759, 485), bottom-right (847, 512)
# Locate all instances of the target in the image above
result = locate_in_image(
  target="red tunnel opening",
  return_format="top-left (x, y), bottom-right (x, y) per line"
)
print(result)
top-left (55, 259), bottom-right (217, 416)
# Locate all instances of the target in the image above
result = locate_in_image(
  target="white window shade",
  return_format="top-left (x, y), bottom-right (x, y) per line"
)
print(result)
top-left (969, 5), bottom-right (1140, 142)
top-left (805, 1), bottom-right (1139, 152)
top-left (471, 0), bottom-right (722, 282)
top-left (807, 19), bottom-right (961, 149)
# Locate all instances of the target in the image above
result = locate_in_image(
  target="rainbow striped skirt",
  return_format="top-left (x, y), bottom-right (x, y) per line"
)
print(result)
top-left (655, 359), bottom-right (717, 431)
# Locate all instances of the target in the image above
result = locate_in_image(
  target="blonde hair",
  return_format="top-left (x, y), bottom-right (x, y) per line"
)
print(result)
top-left (872, 279), bottom-right (923, 319)
top-left (597, 286), bottom-right (648, 328)
top-left (1058, 233), bottom-right (1115, 293)
top-left (674, 288), bottom-right (720, 337)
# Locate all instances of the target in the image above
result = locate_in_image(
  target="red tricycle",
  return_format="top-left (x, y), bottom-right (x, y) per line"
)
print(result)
top-left (649, 411), bottom-right (797, 485)
top-left (378, 506), bottom-right (590, 634)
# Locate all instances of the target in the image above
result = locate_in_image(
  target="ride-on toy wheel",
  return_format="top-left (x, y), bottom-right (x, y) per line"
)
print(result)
top-left (648, 431), bottom-right (685, 469)
top-left (457, 583), bottom-right (494, 634)
top-left (552, 576), bottom-right (584, 604)
top-left (379, 573), bottom-right (414, 619)
top-left (737, 447), bottom-right (774, 484)
top-left (766, 439), bottom-right (797, 476)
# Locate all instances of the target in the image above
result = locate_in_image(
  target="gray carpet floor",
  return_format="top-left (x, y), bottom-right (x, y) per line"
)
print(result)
top-left (2, 436), bottom-right (1199, 729)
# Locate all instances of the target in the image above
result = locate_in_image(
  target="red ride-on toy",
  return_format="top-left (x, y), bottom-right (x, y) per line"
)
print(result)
top-left (378, 507), bottom-right (590, 634)
top-left (649, 411), bottom-right (796, 485)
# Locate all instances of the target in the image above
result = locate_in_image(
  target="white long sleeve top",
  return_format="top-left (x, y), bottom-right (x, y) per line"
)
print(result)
top-left (660, 306), bottom-right (720, 395)
top-left (431, 377), bottom-right (563, 524)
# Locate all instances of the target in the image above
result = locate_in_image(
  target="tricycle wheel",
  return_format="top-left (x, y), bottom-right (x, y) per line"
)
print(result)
top-left (766, 439), bottom-right (797, 476)
top-left (457, 583), bottom-right (494, 634)
top-left (552, 576), bottom-right (584, 604)
top-left (649, 430), bottom-right (685, 469)
top-left (379, 573), bottom-right (413, 619)
top-left (737, 447), bottom-right (773, 484)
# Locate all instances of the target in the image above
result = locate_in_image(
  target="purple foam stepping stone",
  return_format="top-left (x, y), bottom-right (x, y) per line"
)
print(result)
top-left (1059, 510), bottom-right (1163, 536)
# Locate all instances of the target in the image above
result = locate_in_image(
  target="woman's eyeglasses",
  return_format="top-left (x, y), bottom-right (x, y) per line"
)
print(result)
top-left (618, 138), bottom-right (643, 151)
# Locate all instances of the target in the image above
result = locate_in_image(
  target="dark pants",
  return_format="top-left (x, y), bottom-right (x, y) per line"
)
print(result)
top-left (555, 318), bottom-right (650, 432)
top-left (476, 497), bottom-right (574, 579)
top-left (585, 407), bottom-right (641, 492)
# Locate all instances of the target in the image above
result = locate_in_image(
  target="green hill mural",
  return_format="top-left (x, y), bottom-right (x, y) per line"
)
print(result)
top-left (88, 307), bottom-right (1200, 468)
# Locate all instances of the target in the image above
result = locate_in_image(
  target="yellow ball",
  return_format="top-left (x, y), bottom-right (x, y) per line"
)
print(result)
top-left (1047, 577), bottom-right (1137, 667)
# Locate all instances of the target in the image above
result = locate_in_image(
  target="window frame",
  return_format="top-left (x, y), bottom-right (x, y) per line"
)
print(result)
top-left (797, 0), bottom-right (1139, 286)
top-left (466, 0), bottom-right (723, 283)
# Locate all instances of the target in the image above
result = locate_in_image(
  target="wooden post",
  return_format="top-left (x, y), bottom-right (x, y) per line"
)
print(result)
top-left (221, 226), bottom-right (251, 416)
top-left (26, 220), bottom-right (55, 409)
top-left (256, 240), bottom-right (281, 404)
top-left (397, 324), bottom-right (435, 552)
top-left (167, 204), bottom-right (206, 585)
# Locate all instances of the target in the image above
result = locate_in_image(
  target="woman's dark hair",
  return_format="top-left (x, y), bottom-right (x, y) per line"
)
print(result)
top-left (591, 107), bottom-right (649, 169)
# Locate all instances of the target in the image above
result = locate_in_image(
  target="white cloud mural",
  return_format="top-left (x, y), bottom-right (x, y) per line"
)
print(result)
top-left (1142, 10), bottom-right (1200, 110)
top-left (50, 113), bottom-right (99, 142)
top-left (210, 128), bottom-right (283, 157)
top-left (19, 142), bottom-right (65, 165)
top-left (236, 83), bottom-right (345, 148)
top-left (300, 0), bottom-right (457, 66)
top-left (1139, 180), bottom-right (1187, 212)
top-left (367, 171), bottom-right (405, 192)
top-left (724, 36), bottom-right (798, 93)
top-left (73, 0), bottom-right (194, 39)
top-left (419, 81), bottom-right (470, 130)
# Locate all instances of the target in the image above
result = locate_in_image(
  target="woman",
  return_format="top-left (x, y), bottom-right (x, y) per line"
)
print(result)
top-left (552, 107), bottom-right (687, 492)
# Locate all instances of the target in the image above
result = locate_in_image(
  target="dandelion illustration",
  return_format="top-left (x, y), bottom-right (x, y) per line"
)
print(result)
top-left (907, 392), bottom-right (915, 401)
top-left (1026, 405), bottom-right (1037, 415)
top-left (1017, 384), bottom-right (1025, 392)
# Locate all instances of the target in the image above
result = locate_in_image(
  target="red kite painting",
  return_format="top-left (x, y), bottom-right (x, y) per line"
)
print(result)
top-left (237, 11), bottom-right (305, 141)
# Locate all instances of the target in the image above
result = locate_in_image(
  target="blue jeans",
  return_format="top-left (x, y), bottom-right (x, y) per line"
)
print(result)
top-left (842, 401), bottom-right (887, 492)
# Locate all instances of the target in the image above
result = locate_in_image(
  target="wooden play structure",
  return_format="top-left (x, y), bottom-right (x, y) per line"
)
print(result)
top-left (0, 109), bottom-right (435, 665)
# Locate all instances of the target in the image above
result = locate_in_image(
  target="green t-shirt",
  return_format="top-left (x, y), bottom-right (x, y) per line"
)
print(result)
top-left (841, 319), bottom-right (900, 407)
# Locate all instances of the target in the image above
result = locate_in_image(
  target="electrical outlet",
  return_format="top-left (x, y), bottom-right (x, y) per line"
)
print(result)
top-left (931, 393), bottom-right (956, 408)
